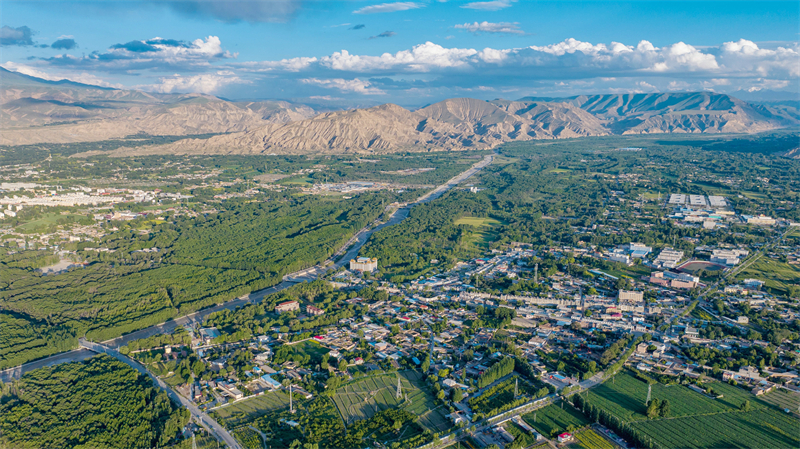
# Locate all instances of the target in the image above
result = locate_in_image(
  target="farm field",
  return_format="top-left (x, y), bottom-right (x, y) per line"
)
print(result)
top-left (760, 388), bottom-right (800, 412)
top-left (213, 391), bottom-right (291, 426)
top-left (522, 402), bottom-right (590, 437)
top-left (579, 370), bottom-right (800, 449)
top-left (630, 406), bottom-right (799, 449)
top-left (331, 370), bottom-right (450, 433)
top-left (575, 428), bottom-right (616, 449)
top-left (585, 372), bottom-right (732, 421)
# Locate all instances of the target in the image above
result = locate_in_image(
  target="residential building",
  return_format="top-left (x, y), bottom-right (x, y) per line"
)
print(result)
top-left (306, 305), bottom-right (325, 316)
top-left (350, 257), bottom-right (378, 272)
top-left (275, 300), bottom-right (300, 313)
top-left (618, 290), bottom-right (644, 303)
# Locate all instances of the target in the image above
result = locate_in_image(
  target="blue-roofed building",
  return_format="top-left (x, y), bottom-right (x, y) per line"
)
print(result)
top-left (412, 357), bottom-right (421, 365)
top-left (261, 374), bottom-right (282, 389)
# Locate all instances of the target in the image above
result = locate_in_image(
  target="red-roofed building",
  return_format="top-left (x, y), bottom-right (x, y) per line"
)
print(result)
top-left (558, 433), bottom-right (573, 443)
top-left (275, 300), bottom-right (300, 313)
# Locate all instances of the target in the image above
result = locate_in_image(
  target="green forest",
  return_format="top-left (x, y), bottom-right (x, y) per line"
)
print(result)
top-left (0, 192), bottom-right (392, 368)
top-left (0, 354), bottom-right (189, 448)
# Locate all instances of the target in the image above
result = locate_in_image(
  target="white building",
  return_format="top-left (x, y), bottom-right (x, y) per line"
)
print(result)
top-left (710, 249), bottom-right (748, 266)
top-left (653, 247), bottom-right (683, 268)
top-left (669, 194), bottom-right (687, 205)
top-left (618, 290), bottom-right (644, 303)
top-left (744, 215), bottom-right (776, 226)
top-left (349, 257), bottom-right (378, 272)
top-left (708, 196), bottom-right (727, 208)
top-left (689, 195), bottom-right (708, 207)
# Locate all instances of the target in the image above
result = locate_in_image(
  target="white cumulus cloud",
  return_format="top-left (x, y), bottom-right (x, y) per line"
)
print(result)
top-left (301, 78), bottom-right (386, 94)
top-left (320, 42), bottom-right (478, 72)
top-left (146, 72), bottom-right (247, 94)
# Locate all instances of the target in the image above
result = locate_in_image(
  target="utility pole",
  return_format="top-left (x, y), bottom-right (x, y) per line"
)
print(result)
top-left (290, 384), bottom-right (295, 414)
top-left (646, 384), bottom-right (652, 406)
top-left (534, 263), bottom-right (539, 284)
top-left (396, 375), bottom-right (402, 400)
top-left (514, 378), bottom-right (519, 397)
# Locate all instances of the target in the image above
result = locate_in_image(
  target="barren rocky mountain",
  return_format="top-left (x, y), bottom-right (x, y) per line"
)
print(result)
top-left (0, 68), bottom-right (316, 146)
top-left (127, 94), bottom-right (797, 157)
top-left (518, 92), bottom-right (798, 135)
top-left (2, 68), bottom-right (798, 155)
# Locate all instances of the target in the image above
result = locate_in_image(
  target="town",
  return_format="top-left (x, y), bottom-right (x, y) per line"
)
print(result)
top-left (2, 143), bottom-right (798, 449)
top-left (117, 209), bottom-right (799, 449)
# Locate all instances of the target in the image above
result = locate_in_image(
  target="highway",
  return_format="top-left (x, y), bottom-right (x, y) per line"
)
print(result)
top-left (78, 339), bottom-right (243, 449)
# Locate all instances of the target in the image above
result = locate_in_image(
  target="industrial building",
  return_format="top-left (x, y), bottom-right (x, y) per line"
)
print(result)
top-left (708, 196), bottom-right (727, 208)
top-left (689, 195), bottom-right (708, 207)
top-left (669, 194), bottom-right (687, 205)
top-left (653, 247), bottom-right (683, 269)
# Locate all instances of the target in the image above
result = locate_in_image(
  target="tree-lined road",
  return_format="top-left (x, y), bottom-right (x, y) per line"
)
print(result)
top-left (78, 339), bottom-right (242, 449)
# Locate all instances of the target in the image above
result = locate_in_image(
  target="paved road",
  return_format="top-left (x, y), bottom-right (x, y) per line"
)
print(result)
top-left (0, 153), bottom-right (494, 382)
top-left (79, 339), bottom-right (243, 449)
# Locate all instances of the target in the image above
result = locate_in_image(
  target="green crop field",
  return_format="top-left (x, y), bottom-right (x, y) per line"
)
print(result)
top-left (578, 371), bottom-right (800, 449)
top-left (575, 429), bottom-right (616, 449)
top-left (585, 372), bottom-right (730, 421)
top-left (522, 402), bottom-right (590, 437)
top-left (213, 391), bottom-right (291, 426)
top-left (761, 388), bottom-right (800, 412)
top-left (331, 371), bottom-right (450, 433)
top-left (631, 407), bottom-right (799, 449)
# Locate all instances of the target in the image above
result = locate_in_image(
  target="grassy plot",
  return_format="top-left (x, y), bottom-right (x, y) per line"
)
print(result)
top-left (332, 371), bottom-right (450, 433)
top-left (213, 391), bottom-right (291, 426)
top-left (735, 257), bottom-right (800, 295)
top-left (522, 402), bottom-right (591, 437)
top-left (15, 212), bottom-right (89, 234)
top-left (454, 216), bottom-right (503, 247)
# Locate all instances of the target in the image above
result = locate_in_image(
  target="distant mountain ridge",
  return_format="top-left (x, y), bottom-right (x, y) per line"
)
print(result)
top-left (135, 93), bottom-right (799, 156)
top-left (1, 68), bottom-right (798, 153)
top-left (0, 67), bottom-right (317, 145)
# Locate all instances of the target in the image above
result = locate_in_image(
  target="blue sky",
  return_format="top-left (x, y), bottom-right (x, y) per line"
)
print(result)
top-left (2, 1), bottom-right (798, 106)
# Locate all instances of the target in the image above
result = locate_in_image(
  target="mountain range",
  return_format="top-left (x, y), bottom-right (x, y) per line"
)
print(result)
top-left (1, 67), bottom-right (798, 155)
